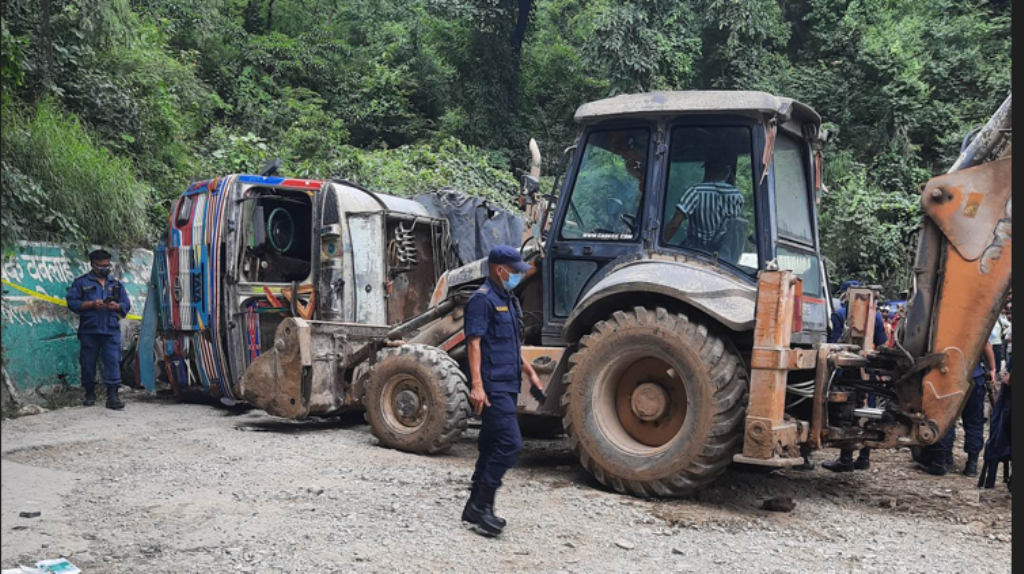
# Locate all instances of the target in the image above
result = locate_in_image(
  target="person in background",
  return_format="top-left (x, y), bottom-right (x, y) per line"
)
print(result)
top-left (919, 342), bottom-right (997, 477)
top-left (1003, 309), bottom-right (1012, 370)
top-left (821, 281), bottom-right (888, 473)
top-left (991, 311), bottom-right (1008, 374)
top-left (66, 250), bottom-right (132, 410)
top-left (980, 359), bottom-right (1011, 490)
top-left (881, 306), bottom-right (896, 348)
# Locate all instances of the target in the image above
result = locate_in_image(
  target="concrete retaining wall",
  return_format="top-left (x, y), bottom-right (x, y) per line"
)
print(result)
top-left (0, 242), bottom-right (152, 391)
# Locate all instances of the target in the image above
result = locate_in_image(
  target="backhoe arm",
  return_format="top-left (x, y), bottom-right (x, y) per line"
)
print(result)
top-left (902, 94), bottom-right (1013, 444)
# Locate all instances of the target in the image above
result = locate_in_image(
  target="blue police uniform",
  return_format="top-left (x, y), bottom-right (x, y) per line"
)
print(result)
top-left (67, 272), bottom-right (131, 392)
top-left (465, 277), bottom-right (524, 490)
top-left (934, 361), bottom-right (988, 458)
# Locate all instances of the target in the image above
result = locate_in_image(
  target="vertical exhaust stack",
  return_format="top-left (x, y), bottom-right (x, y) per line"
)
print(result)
top-left (529, 138), bottom-right (542, 179)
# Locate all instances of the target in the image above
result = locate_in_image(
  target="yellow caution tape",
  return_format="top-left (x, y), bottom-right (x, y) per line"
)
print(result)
top-left (1, 278), bottom-right (143, 321)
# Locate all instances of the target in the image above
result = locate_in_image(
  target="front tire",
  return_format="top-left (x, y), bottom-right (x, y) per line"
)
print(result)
top-left (365, 345), bottom-right (471, 454)
top-left (562, 308), bottom-right (748, 497)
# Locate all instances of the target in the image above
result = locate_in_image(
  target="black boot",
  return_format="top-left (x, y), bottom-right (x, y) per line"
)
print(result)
top-left (105, 385), bottom-right (125, 410)
top-left (964, 453), bottom-right (980, 478)
top-left (483, 486), bottom-right (507, 528)
top-left (823, 449), bottom-right (856, 473)
top-left (919, 451), bottom-right (950, 476)
top-left (83, 384), bottom-right (96, 407)
top-left (793, 445), bottom-right (815, 471)
top-left (461, 485), bottom-right (503, 537)
top-left (462, 483), bottom-right (481, 523)
top-left (854, 449), bottom-right (871, 471)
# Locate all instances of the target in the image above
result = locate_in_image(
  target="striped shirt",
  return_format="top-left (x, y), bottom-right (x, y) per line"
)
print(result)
top-left (676, 181), bottom-right (745, 245)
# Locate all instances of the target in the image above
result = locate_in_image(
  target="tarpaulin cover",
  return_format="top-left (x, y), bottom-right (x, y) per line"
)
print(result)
top-left (414, 189), bottom-right (525, 266)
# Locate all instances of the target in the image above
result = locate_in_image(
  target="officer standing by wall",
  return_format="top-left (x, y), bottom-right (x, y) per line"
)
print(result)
top-left (461, 246), bottom-right (545, 538)
top-left (66, 249), bottom-right (132, 410)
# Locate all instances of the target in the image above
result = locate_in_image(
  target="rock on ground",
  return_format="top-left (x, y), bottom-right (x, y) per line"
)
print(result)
top-left (1, 397), bottom-right (1013, 573)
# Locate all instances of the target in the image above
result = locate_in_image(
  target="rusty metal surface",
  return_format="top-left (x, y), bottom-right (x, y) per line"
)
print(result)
top-left (921, 158), bottom-right (1013, 261)
top-left (239, 318), bottom-right (393, 419)
top-left (566, 259), bottom-right (758, 335)
top-left (239, 318), bottom-right (314, 419)
top-left (517, 346), bottom-right (567, 416)
top-left (847, 287), bottom-right (879, 352)
top-left (739, 271), bottom-right (802, 462)
top-left (915, 155), bottom-right (1013, 444)
top-left (808, 346), bottom-right (833, 449)
top-left (612, 358), bottom-right (687, 448)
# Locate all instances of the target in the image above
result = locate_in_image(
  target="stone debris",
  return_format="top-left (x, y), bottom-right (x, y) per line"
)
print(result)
top-left (762, 497), bottom-right (797, 513)
top-left (16, 404), bottom-right (47, 417)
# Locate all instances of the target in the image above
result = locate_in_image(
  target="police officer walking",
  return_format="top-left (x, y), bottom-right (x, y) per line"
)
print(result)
top-left (461, 246), bottom-right (545, 538)
top-left (66, 249), bottom-right (132, 410)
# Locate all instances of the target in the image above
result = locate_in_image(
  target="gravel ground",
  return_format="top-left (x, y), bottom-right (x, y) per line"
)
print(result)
top-left (1, 392), bottom-right (1012, 573)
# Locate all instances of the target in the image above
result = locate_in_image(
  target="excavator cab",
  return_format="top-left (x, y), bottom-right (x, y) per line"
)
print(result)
top-left (534, 92), bottom-right (831, 351)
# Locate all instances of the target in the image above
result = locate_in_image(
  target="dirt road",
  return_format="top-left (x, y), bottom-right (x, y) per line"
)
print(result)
top-left (1, 393), bottom-right (1012, 573)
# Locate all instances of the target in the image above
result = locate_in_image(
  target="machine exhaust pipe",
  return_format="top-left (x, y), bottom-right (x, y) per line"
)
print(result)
top-left (529, 138), bottom-right (542, 179)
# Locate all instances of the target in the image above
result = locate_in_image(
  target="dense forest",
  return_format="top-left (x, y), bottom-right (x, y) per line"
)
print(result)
top-left (0, 0), bottom-right (1012, 295)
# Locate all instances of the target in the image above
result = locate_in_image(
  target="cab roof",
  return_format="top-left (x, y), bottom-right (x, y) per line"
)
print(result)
top-left (574, 91), bottom-right (821, 127)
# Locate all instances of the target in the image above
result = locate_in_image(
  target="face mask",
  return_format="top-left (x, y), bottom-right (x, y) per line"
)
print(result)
top-left (500, 267), bottom-right (523, 291)
top-left (93, 264), bottom-right (112, 277)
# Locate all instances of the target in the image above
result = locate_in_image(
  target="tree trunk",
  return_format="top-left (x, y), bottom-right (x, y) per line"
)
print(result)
top-left (40, 0), bottom-right (53, 81)
top-left (266, 0), bottom-right (277, 32)
top-left (506, 0), bottom-right (533, 113)
top-left (510, 0), bottom-right (533, 59)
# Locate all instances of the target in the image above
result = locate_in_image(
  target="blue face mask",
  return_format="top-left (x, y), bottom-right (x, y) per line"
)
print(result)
top-left (501, 268), bottom-right (523, 291)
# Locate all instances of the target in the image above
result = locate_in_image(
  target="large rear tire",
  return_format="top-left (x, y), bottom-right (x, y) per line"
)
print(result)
top-left (562, 308), bottom-right (748, 497)
top-left (365, 345), bottom-right (471, 455)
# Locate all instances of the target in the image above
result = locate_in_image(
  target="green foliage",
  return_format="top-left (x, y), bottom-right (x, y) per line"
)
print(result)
top-left (0, 99), bottom-right (155, 251)
top-left (1, 20), bottom-right (27, 95)
top-left (818, 152), bottom-right (921, 297)
top-left (201, 128), bottom-right (273, 176)
top-left (329, 138), bottom-right (519, 209)
top-left (0, 0), bottom-right (1012, 297)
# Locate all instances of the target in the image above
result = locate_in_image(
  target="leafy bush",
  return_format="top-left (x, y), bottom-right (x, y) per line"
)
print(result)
top-left (818, 152), bottom-right (921, 297)
top-left (1, 20), bottom-right (27, 96)
top-left (329, 138), bottom-right (519, 209)
top-left (0, 100), bottom-right (156, 250)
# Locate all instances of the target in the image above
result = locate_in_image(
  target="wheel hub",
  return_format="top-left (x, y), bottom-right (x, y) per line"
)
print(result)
top-left (613, 357), bottom-right (689, 448)
top-left (395, 390), bottom-right (421, 420)
top-left (387, 378), bottom-right (427, 429)
top-left (631, 383), bottom-right (669, 421)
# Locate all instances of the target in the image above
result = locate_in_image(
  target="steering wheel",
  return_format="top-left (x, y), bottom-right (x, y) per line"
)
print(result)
top-left (267, 208), bottom-right (295, 253)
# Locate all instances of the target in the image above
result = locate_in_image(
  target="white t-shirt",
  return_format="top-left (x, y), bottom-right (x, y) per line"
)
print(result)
top-left (991, 323), bottom-right (1003, 345)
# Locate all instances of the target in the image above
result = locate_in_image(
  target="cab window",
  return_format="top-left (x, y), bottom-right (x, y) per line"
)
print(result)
top-left (561, 129), bottom-right (649, 242)
top-left (774, 134), bottom-right (814, 243)
top-left (662, 126), bottom-right (757, 274)
top-left (777, 245), bottom-right (823, 296)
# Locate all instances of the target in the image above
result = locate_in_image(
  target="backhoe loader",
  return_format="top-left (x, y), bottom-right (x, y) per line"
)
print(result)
top-left (142, 91), bottom-right (1012, 497)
